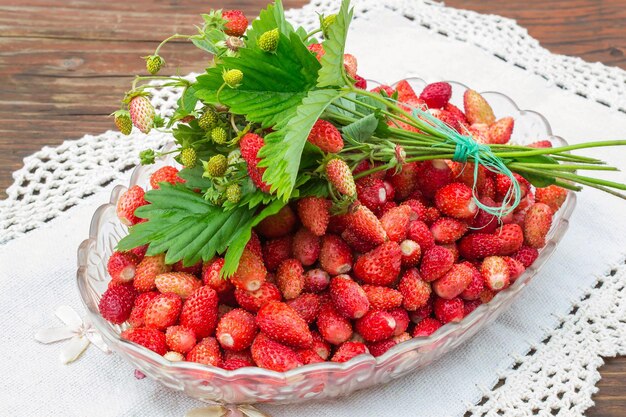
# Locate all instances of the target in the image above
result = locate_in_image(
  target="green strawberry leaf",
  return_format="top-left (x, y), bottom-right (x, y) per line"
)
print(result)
top-left (342, 113), bottom-right (379, 143)
top-left (246, 0), bottom-right (295, 49)
top-left (317, 0), bottom-right (353, 88)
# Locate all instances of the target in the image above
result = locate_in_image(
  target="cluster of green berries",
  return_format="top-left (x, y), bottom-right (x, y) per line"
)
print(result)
top-left (145, 55), bottom-right (165, 75)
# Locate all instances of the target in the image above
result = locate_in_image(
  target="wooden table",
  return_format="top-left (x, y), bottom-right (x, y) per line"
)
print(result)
top-left (0, 0), bottom-right (624, 414)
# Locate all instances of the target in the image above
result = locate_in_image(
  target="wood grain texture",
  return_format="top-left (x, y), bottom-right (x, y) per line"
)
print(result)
top-left (0, 1), bottom-right (624, 414)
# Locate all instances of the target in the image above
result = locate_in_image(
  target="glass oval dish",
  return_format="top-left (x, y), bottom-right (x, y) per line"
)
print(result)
top-left (77, 78), bottom-right (576, 405)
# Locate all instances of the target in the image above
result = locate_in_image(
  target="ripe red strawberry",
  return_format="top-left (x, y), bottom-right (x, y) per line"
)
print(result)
top-left (330, 275), bottom-right (370, 319)
top-left (356, 176), bottom-right (387, 212)
top-left (409, 296), bottom-right (434, 323)
top-left (186, 337), bottom-right (222, 367)
top-left (535, 185), bottom-right (567, 212)
top-left (165, 325), bottom-right (196, 354)
top-left (430, 217), bottom-right (468, 244)
top-left (251, 334), bottom-right (302, 372)
top-left (231, 249), bottom-right (267, 292)
top-left (470, 201), bottom-right (499, 234)
top-left (367, 333), bottom-right (410, 356)
top-left (459, 262), bottom-right (484, 300)
top-left (239, 133), bottom-right (271, 193)
top-left (420, 246), bottom-right (454, 281)
top-left (523, 203), bottom-right (553, 248)
top-left (503, 256), bottom-right (526, 282)
top-left (121, 327), bottom-right (167, 355)
top-left (355, 310), bottom-right (396, 342)
top-left (256, 205), bottom-right (296, 239)
top-left (415, 160), bottom-right (452, 199)
top-left (433, 297), bottom-right (464, 324)
top-left (327, 212), bottom-right (350, 234)
top-left (286, 293), bottom-right (320, 324)
top-left (149, 166), bottom-right (183, 190)
top-left (99, 284), bottom-right (136, 324)
top-left (407, 220), bottom-right (435, 251)
top-left (129, 244), bottom-right (148, 261)
top-left (481, 256), bottom-right (510, 291)
top-left (292, 228), bottom-right (321, 266)
top-left (371, 84), bottom-right (395, 96)
top-left (144, 293), bottom-right (182, 330)
top-left (435, 183), bottom-right (478, 220)
top-left (354, 241), bottom-right (402, 286)
top-left (363, 285), bottom-right (403, 310)
top-left (383, 180), bottom-right (396, 201)
top-left (235, 283), bottom-right (281, 315)
top-left (276, 259), bottom-right (304, 300)
top-left (297, 196), bottom-right (331, 236)
top-left (116, 185), bottom-right (148, 226)
top-left (202, 258), bottom-right (233, 294)
top-left (398, 268), bottom-right (431, 311)
top-left (326, 158), bottom-right (356, 196)
top-left (172, 259), bottom-right (202, 276)
top-left (343, 54), bottom-right (358, 78)
top-left (458, 233), bottom-right (502, 260)
top-left (128, 95), bottom-right (155, 134)
top-left (307, 119), bottom-right (343, 153)
top-left (488, 117), bottom-right (514, 144)
top-left (296, 348), bottom-right (325, 365)
top-left (444, 103), bottom-right (470, 129)
top-left (107, 251), bottom-right (139, 284)
top-left (442, 242), bottom-right (460, 261)
top-left (222, 358), bottom-right (254, 370)
top-left (256, 301), bottom-right (313, 348)
top-left (388, 162), bottom-right (420, 200)
top-left (463, 89), bottom-right (495, 125)
top-left (222, 10), bottom-right (248, 37)
top-left (400, 239), bottom-right (422, 267)
top-left (303, 268), bottom-right (330, 293)
top-left (513, 245), bottom-right (539, 267)
top-left (245, 231), bottom-right (262, 258)
top-left (380, 205), bottom-right (412, 242)
top-left (419, 82), bottom-right (452, 109)
top-left (307, 43), bottom-right (325, 61)
top-left (496, 223), bottom-right (524, 255)
top-left (154, 272), bottom-right (201, 299)
top-left (311, 331), bottom-right (331, 359)
top-left (412, 317), bottom-right (442, 337)
top-left (216, 308), bottom-right (258, 351)
top-left (331, 341), bottom-right (368, 363)
top-left (319, 234), bottom-right (353, 275)
top-left (495, 173), bottom-right (530, 202)
top-left (353, 160), bottom-right (387, 180)
top-left (464, 299), bottom-right (483, 316)
top-left (395, 80), bottom-right (419, 103)
top-left (179, 286), bottom-right (219, 338)
top-left (348, 202), bottom-right (387, 245)
top-left (388, 307), bottom-right (410, 336)
top-left (128, 291), bottom-right (159, 327)
top-left (262, 236), bottom-right (292, 272)
top-left (529, 140), bottom-right (553, 148)
top-left (316, 302), bottom-right (353, 345)
top-left (341, 228), bottom-right (377, 253)
top-left (432, 263), bottom-right (473, 299)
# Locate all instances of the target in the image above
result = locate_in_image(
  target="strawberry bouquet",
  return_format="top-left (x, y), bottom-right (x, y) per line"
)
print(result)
top-left (100, 0), bottom-right (626, 370)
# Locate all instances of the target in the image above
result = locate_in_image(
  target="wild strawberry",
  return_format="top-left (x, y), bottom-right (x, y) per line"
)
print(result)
top-left (355, 310), bottom-right (396, 342)
top-left (172, 259), bottom-right (202, 276)
top-left (503, 256), bottom-right (526, 282)
top-left (296, 348), bottom-right (325, 365)
top-left (251, 334), bottom-right (302, 372)
top-left (292, 228), bottom-right (321, 266)
top-left (363, 285), bottom-right (403, 310)
top-left (198, 107), bottom-right (218, 131)
top-left (201, 258), bottom-right (231, 293)
top-left (234, 282), bottom-right (281, 313)
top-left (128, 95), bottom-right (155, 133)
top-left (133, 254), bottom-right (171, 292)
top-left (330, 275), bottom-right (370, 319)
top-left (258, 28), bottom-right (279, 52)
top-left (256, 205), bottom-right (296, 238)
top-left (326, 158), bottom-right (356, 196)
top-left (442, 242), bottom-right (460, 261)
top-left (529, 140), bottom-right (553, 148)
top-left (353, 160), bottom-right (386, 180)
top-left (356, 177), bottom-right (387, 212)
top-left (222, 10), bottom-right (248, 37)
top-left (419, 82), bottom-right (452, 109)
top-left (381, 180), bottom-right (396, 201)
top-left (399, 268), bottom-right (431, 311)
top-left (388, 307), bottom-right (410, 336)
top-left (395, 79), bottom-right (419, 103)
top-left (462, 299), bottom-right (482, 316)
top-left (262, 236), bottom-right (292, 272)
top-left (129, 245), bottom-right (148, 261)
top-left (287, 293), bottom-right (320, 324)
top-left (341, 228), bottom-right (377, 253)
top-left (244, 231), bottom-right (262, 257)
top-left (458, 233), bottom-right (502, 260)
top-left (216, 308), bottom-right (257, 351)
top-left (165, 326), bottom-right (196, 354)
top-left (331, 341), bottom-right (368, 363)
top-left (231, 249), bottom-right (267, 292)
top-left (343, 54), bottom-right (358, 78)
top-left (116, 185), bottom-right (148, 226)
top-left (354, 241), bottom-right (402, 286)
top-left (354, 74), bottom-right (367, 89)
top-left (388, 162), bottom-right (420, 200)
top-left (430, 217), bottom-right (468, 244)
top-left (433, 297), bottom-right (464, 324)
top-left (535, 185), bottom-right (567, 212)
top-left (380, 205), bottom-right (412, 242)
top-left (481, 256), bottom-right (510, 291)
top-left (154, 272), bottom-right (201, 299)
top-left (459, 262), bottom-right (484, 300)
top-left (180, 147), bottom-right (198, 170)
top-left (496, 223), bottom-right (524, 255)
top-left (222, 358), bottom-right (254, 370)
top-left (524, 203), bottom-right (553, 248)
top-left (412, 317), bottom-right (442, 337)
top-left (367, 334), bottom-right (409, 357)
top-left (480, 288), bottom-right (496, 303)
top-left (98, 284), bottom-right (136, 324)
top-left (149, 166), bottom-right (183, 190)
top-left (256, 301), bottom-right (313, 348)
top-left (488, 117), bottom-right (514, 144)
top-left (432, 263), bottom-right (473, 299)
top-left (113, 109), bottom-right (133, 135)
top-left (164, 351), bottom-right (184, 362)
top-left (240, 133), bottom-right (271, 193)
top-left (348, 202), bottom-right (387, 245)
top-left (107, 251), bottom-right (139, 284)
top-left (371, 84), bottom-right (395, 96)
top-left (513, 245), bottom-right (539, 267)
top-left (463, 89), bottom-right (495, 125)
top-left (470, 201), bottom-right (499, 234)
top-left (144, 293), bottom-right (182, 330)
top-left (407, 220), bottom-right (435, 252)
top-left (121, 327), bottom-right (167, 355)
top-left (307, 43), bottom-right (325, 60)
top-left (276, 259), bottom-right (304, 300)
top-left (311, 331), bottom-right (331, 359)
top-left (204, 154), bottom-right (228, 178)
top-left (495, 173), bottom-right (530, 201)
top-left (317, 302), bottom-right (353, 345)
top-left (399, 239), bottom-right (421, 267)
top-left (327, 212), bottom-right (350, 234)
top-left (297, 196), bottom-right (331, 236)
top-left (186, 337), bottom-right (222, 367)
top-left (179, 286), bottom-right (219, 338)
top-left (307, 119), bottom-right (343, 153)
top-left (319, 234), bottom-right (353, 275)
top-left (210, 126), bottom-right (228, 144)
top-left (420, 246), bottom-right (454, 282)
top-left (128, 291), bottom-right (159, 327)
top-left (435, 183), bottom-right (478, 220)
top-left (444, 103), bottom-right (470, 128)
top-left (482, 176), bottom-right (497, 201)
top-left (409, 296), bottom-right (434, 323)
top-left (416, 160), bottom-right (453, 199)
top-left (303, 268), bottom-right (330, 293)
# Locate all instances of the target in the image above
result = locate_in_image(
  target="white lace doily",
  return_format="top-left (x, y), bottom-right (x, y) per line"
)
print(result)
top-left (1, 1), bottom-right (625, 415)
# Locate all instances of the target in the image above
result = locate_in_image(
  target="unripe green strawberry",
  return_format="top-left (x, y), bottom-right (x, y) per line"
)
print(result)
top-left (198, 108), bottom-right (218, 131)
top-left (326, 158), bottom-right (356, 197)
top-left (181, 148), bottom-right (197, 168)
top-left (258, 29), bottom-right (279, 52)
top-left (128, 95), bottom-right (155, 134)
top-left (204, 154), bottom-right (228, 177)
top-left (145, 55), bottom-right (164, 75)
top-left (113, 110), bottom-right (132, 135)
top-left (211, 126), bottom-right (228, 144)
top-left (223, 69), bottom-right (243, 88)
top-left (226, 184), bottom-right (242, 203)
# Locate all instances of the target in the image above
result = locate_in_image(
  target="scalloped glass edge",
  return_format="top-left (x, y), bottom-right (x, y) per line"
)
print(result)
top-left (77, 78), bottom-right (577, 404)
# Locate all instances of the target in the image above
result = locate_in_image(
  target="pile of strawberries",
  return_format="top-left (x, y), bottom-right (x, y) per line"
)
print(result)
top-left (101, 80), bottom-right (567, 372)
